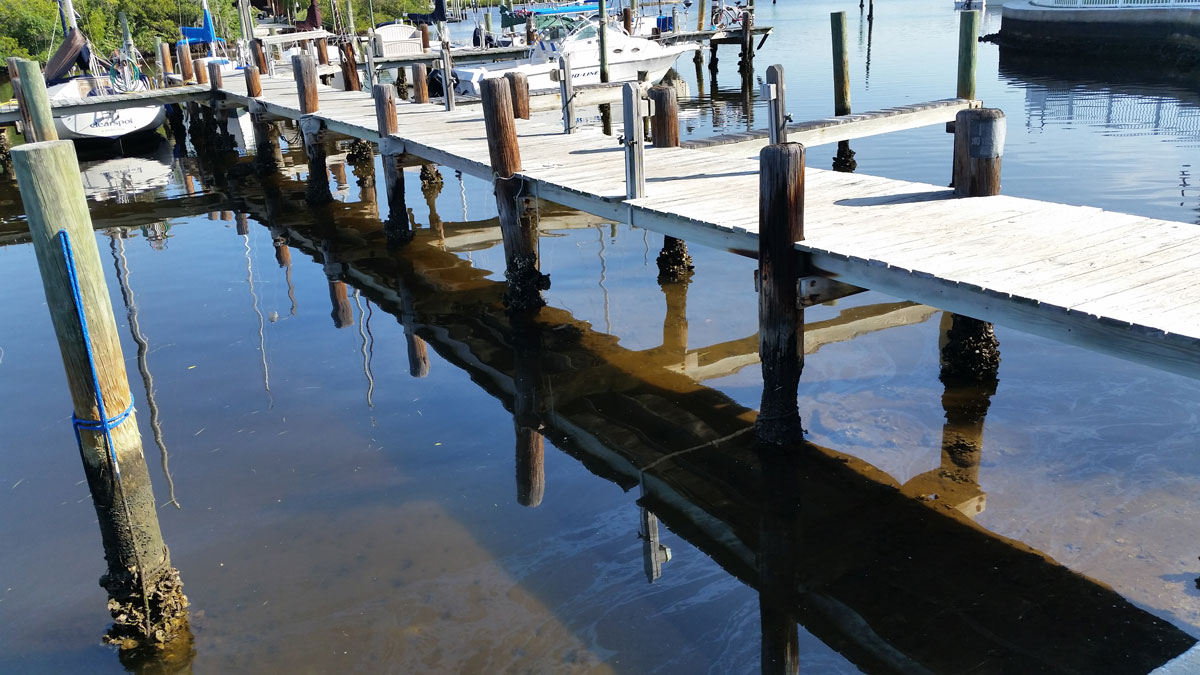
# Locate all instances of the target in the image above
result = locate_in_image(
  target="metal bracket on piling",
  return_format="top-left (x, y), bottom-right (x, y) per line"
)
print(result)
top-left (380, 137), bottom-right (406, 156)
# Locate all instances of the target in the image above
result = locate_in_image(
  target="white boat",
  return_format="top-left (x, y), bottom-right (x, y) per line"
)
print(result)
top-left (43, 0), bottom-right (167, 141)
top-left (48, 76), bottom-right (167, 141)
top-left (954, 0), bottom-right (985, 9)
top-left (451, 21), bottom-right (698, 97)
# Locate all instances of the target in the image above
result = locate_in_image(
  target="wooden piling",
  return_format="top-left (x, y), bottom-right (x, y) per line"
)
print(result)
top-left (505, 71), bottom-right (531, 120)
top-left (207, 61), bottom-right (223, 93)
top-left (831, 12), bottom-right (850, 116)
top-left (953, 108), bottom-right (1004, 198)
top-left (339, 42), bottom-right (362, 92)
top-left (159, 41), bottom-right (174, 76)
top-left (412, 63), bottom-right (430, 103)
top-left (513, 319), bottom-right (546, 507)
top-left (558, 55), bottom-right (576, 133)
top-left (12, 140), bottom-right (187, 648)
top-left (648, 85), bottom-right (679, 148)
top-left (765, 64), bottom-right (787, 144)
top-left (245, 65), bottom-right (263, 98)
top-left (374, 84), bottom-right (412, 246)
top-left (194, 59), bottom-right (208, 85)
top-left (741, 11), bottom-right (754, 70)
top-left (316, 37), bottom-right (330, 65)
top-left (526, 15), bottom-right (536, 46)
top-left (420, 23), bottom-right (430, 51)
top-left (176, 43), bottom-right (194, 82)
top-left (598, 0), bottom-right (610, 83)
top-left (252, 38), bottom-right (268, 74)
top-left (328, 281), bottom-right (353, 327)
top-left (481, 78), bottom-right (547, 310)
top-left (958, 10), bottom-right (979, 100)
top-left (441, 42), bottom-right (456, 111)
top-left (623, 7), bottom-right (633, 34)
top-left (622, 83), bottom-right (645, 199)
top-left (13, 59), bottom-right (57, 143)
top-left (293, 54), bottom-right (320, 113)
top-left (756, 142), bottom-right (806, 446)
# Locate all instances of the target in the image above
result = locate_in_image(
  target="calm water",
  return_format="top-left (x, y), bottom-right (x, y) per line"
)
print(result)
top-left (3, 1), bottom-right (1200, 672)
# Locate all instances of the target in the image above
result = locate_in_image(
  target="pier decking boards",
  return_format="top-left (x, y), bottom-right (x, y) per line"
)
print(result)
top-left (0, 84), bottom-right (210, 125)
top-left (214, 73), bottom-right (1200, 376)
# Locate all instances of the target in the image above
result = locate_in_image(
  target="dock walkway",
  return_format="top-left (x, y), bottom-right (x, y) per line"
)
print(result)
top-left (218, 72), bottom-right (1200, 377)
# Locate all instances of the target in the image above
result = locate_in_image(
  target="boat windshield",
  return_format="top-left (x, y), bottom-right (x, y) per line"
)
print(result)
top-left (569, 23), bottom-right (599, 40)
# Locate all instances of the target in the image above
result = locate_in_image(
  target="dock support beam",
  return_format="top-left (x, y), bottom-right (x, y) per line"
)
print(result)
top-left (756, 143), bottom-right (806, 446)
top-left (481, 78), bottom-right (548, 310)
top-left (12, 140), bottom-right (188, 650)
top-left (375, 83), bottom-right (412, 247)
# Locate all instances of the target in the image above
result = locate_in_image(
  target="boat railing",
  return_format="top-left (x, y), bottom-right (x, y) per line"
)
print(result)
top-left (1029, 0), bottom-right (1200, 8)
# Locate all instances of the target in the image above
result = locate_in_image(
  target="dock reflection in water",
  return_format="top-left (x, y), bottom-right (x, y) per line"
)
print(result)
top-left (2, 138), bottom-right (1200, 673)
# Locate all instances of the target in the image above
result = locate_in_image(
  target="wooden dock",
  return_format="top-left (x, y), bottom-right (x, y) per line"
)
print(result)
top-left (212, 70), bottom-right (1200, 378)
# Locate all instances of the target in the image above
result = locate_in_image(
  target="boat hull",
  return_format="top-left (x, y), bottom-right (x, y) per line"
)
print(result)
top-left (55, 106), bottom-right (167, 141)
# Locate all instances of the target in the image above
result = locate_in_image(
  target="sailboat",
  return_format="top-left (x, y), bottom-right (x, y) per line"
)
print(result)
top-left (179, 0), bottom-right (241, 77)
top-left (451, 19), bottom-right (697, 97)
top-left (44, 0), bottom-right (166, 141)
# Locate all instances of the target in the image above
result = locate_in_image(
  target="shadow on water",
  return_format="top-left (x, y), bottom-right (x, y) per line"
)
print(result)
top-left (136, 141), bottom-right (1190, 672)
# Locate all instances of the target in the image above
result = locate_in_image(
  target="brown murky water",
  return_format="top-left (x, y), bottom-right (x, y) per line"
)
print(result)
top-left (3, 0), bottom-right (1200, 672)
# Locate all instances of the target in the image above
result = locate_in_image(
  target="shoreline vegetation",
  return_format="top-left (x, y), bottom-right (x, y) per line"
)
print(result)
top-left (0, 0), bottom-right (464, 65)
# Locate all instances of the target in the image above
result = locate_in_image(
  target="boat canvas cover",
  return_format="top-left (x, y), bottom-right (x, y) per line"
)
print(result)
top-left (296, 0), bottom-right (323, 31)
top-left (180, 7), bottom-right (225, 45)
top-left (44, 28), bottom-right (91, 83)
top-left (406, 0), bottom-right (447, 26)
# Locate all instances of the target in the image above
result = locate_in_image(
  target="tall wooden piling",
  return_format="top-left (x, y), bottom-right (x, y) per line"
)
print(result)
top-left (481, 78), bottom-right (548, 310)
top-left (420, 23), bottom-right (430, 51)
top-left (176, 43), bottom-right (194, 82)
top-left (764, 64), bottom-right (787, 144)
top-left (953, 108), bottom-right (1004, 198)
top-left (505, 72), bottom-right (531, 120)
top-left (648, 85), bottom-right (679, 148)
top-left (558, 55), bottom-right (576, 133)
top-left (441, 42), bottom-right (456, 111)
top-left (374, 84), bottom-right (412, 246)
top-left (598, 0), bottom-right (610, 82)
top-left (756, 143), bottom-right (806, 446)
top-left (412, 63), bottom-right (430, 103)
top-left (293, 54), bottom-right (320, 113)
top-left (12, 140), bottom-right (187, 649)
top-left (740, 11), bottom-right (754, 71)
top-left (316, 37), bottom-right (330, 65)
top-left (831, 12), bottom-right (851, 116)
top-left (207, 61), bottom-right (223, 93)
top-left (623, 7), bottom-right (633, 34)
top-left (622, 83), bottom-right (645, 199)
top-left (159, 41), bottom-right (175, 76)
top-left (12, 59), bottom-right (58, 143)
top-left (245, 65), bottom-right (263, 98)
top-left (339, 42), bottom-right (361, 92)
top-left (958, 10), bottom-right (979, 100)
top-left (294, 55), bottom-right (331, 204)
top-left (252, 38), bottom-right (268, 74)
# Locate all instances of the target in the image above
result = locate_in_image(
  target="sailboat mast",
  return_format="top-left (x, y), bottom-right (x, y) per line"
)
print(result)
top-left (60, 0), bottom-right (78, 31)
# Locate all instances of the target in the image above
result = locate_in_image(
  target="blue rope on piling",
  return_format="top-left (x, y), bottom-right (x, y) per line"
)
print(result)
top-left (57, 230), bottom-right (135, 476)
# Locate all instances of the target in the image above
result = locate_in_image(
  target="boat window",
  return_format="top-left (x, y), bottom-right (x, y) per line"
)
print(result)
top-left (613, 48), bottom-right (623, 53)
top-left (571, 24), bottom-right (598, 40)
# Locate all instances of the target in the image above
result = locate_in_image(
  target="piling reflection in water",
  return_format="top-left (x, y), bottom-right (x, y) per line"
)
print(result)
top-left (226, 147), bottom-right (1194, 673)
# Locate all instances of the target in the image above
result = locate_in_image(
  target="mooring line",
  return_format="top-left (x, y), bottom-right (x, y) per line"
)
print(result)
top-left (58, 230), bottom-right (153, 639)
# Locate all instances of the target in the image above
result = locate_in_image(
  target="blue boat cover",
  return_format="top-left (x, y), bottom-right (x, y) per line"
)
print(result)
top-left (179, 9), bottom-right (225, 46)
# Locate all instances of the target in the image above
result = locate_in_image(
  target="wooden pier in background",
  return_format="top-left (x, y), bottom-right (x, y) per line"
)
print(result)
top-left (196, 61), bottom-right (1200, 379)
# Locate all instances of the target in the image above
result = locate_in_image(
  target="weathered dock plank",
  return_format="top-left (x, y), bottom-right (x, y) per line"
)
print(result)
top-left (212, 72), bottom-right (1200, 378)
